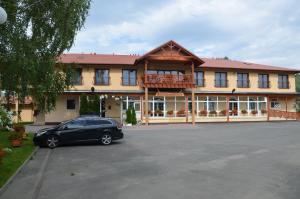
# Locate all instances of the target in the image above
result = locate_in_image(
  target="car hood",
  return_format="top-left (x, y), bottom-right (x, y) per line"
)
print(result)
top-left (38, 126), bottom-right (57, 132)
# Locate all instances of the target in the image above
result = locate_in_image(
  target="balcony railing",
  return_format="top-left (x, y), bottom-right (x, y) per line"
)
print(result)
top-left (143, 74), bottom-right (195, 88)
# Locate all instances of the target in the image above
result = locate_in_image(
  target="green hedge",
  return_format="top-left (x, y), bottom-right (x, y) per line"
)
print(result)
top-left (125, 107), bottom-right (137, 125)
top-left (79, 94), bottom-right (100, 115)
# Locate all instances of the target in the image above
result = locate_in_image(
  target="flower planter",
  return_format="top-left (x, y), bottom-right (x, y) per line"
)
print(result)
top-left (167, 111), bottom-right (174, 117)
top-left (251, 110), bottom-right (258, 115)
top-left (200, 110), bottom-right (208, 117)
top-left (219, 110), bottom-right (227, 116)
top-left (261, 110), bottom-right (267, 115)
top-left (11, 139), bottom-right (22, 147)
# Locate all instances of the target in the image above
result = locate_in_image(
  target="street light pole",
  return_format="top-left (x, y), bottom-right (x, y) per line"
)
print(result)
top-left (0, 6), bottom-right (7, 24)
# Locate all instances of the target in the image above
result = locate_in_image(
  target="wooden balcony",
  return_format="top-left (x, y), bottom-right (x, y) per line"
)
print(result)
top-left (143, 74), bottom-right (195, 88)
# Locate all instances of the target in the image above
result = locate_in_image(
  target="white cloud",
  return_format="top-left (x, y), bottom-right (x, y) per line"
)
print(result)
top-left (70, 0), bottom-right (300, 69)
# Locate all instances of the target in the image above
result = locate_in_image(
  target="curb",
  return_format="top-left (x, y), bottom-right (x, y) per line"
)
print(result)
top-left (0, 146), bottom-right (39, 196)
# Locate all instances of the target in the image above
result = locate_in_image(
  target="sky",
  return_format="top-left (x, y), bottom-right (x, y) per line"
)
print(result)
top-left (69, 0), bottom-right (300, 69)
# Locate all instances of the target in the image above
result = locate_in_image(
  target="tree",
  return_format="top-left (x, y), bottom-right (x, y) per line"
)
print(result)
top-left (89, 94), bottom-right (100, 115)
top-left (296, 73), bottom-right (300, 92)
top-left (0, 0), bottom-right (91, 112)
top-left (125, 107), bottom-right (132, 124)
top-left (131, 108), bottom-right (137, 125)
top-left (79, 94), bottom-right (89, 115)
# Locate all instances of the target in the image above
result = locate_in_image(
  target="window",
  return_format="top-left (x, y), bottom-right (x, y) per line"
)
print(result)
top-left (147, 70), bottom-right (184, 75)
top-left (194, 71), bottom-right (204, 87)
top-left (271, 99), bottom-right (280, 108)
top-left (86, 119), bottom-right (112, 125)
top-left (215, 72), bottom-right (227, 87)
top-left (72, 68), bottom-right (82, 85)
top-left (65, 119), bottom-right (85, 129)
top-left (67, 99), bottom-right (76, 110)
top-left (122, 69), bottom-right (137, 86)
top-left (95, 69), bottom-right (109, 85)
top-left (258, 74), bottom-right (269, 88)
top-left (278, 74), bottom-right (289, 89)
top-left (237, 73), bottom-right (249, 88)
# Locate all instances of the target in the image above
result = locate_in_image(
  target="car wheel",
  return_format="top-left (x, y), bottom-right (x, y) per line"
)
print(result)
top-left (100, 133), bottom-right (112, 145)
top-left (46, 135), bottom-right (59, 149)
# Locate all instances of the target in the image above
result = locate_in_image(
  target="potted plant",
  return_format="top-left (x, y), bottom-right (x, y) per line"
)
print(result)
top-left (155, 110), bottom-right (163, 116)
top-left (200, 110), bottom-right (207, 116)
top-left (219, 110), bottom-right (227, 116)
top-left (0, 145), bottom-right (5, 163)
top-left (8, 132), bottom-right (23, 147)
top-left (241, 110), bottom-right (248, 115)
top-left (209, 110), bottom-right (217, 116)
top-left (261, 109), bottom-right (267, 115)
top-left (231, 109), bottom-right (238, 116)
top-left (167, 110), bottom-right (174, 116)
top-left (251, 110), bottom-right (258, 115)
top-left (13, 123), bottom-right (27, 139)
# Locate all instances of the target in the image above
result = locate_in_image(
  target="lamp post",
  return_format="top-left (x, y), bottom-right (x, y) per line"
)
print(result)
top-left (0, 6), bottom-right (7, 24)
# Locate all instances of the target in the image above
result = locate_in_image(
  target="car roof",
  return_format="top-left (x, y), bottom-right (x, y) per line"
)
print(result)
top-left (76, 116), bottom-right (115, 121)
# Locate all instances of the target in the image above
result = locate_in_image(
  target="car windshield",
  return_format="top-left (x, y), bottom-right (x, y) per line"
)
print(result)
top-left (57, 120), bottom-right (72, 127)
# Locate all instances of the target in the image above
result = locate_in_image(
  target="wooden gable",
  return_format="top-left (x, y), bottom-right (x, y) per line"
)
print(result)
top-left (135, 40), bottom-right (204, 66)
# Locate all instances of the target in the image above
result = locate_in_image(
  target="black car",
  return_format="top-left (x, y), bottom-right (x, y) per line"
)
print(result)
top-left (33, 116), bottom-right (123, 148)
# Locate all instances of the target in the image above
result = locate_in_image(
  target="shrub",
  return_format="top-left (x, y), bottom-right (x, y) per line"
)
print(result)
top-left (131, 108), bottom-right (137, 125)
top-left (89, 94), bottom-right (100, 115)
top-left (80, 94), bottom-right (101, 115)
top-left (125, 108), bottom-right (132, 124)
top-left (0, 106), bottom-right (13, 128)
top-left (79, 94), bottom-right (89, 115)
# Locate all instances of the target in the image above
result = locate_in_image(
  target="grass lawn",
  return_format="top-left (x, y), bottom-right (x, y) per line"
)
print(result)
top-left (0, 131), bottom-right (36, 188)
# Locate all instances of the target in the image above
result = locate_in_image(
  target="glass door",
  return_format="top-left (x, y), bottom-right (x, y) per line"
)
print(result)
top-left (153, 97), bottom-right (164, 117)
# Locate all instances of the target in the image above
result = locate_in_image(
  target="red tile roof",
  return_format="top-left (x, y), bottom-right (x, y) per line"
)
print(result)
top-left (200, 58), bottom-right (299, 72)
top-left (58, 53), bottom-right (299, 72)
top-left (58, 53), bottom-right (139, 65)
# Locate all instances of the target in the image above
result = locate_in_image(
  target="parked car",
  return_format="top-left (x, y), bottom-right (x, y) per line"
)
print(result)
top-left (33, 116), bottom-right (123, 148)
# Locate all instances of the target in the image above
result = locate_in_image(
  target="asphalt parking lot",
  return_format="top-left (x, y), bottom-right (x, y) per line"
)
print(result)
top-left (1, 122), bottom-right (300, 199)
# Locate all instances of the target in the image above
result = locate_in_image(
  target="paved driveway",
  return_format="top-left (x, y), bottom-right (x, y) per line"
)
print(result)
top-left (1, 122), bottom-right (300, 199)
